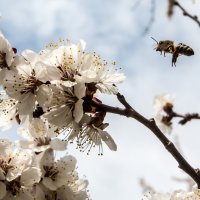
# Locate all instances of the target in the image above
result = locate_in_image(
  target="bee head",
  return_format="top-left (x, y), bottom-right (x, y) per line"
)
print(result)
top-left (156, 41), bottom-right (165, 52)
top-left (151, 37), bottom-right (163, 52)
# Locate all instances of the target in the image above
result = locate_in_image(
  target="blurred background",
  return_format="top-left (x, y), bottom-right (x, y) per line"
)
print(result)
top-left (1, 0), bottom-right (200, 199)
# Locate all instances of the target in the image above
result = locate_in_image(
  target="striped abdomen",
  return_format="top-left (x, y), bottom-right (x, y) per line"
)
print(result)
top-left (176, 43), bottom-right (194, 56)
top-left (172, 43), bottom-right (194, 66)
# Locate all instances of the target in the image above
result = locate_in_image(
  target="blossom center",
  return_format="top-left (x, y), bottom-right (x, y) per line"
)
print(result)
top-left (64, 89), bottom-right (79, 109)
top-left (43, 165), bottom-right (59, 181)
top-left (35, 137), bottom-right (51, 147)
top-left (58, 66), bottom-right (76, 82)
top-left (0, 51), bottom-right (8, 69)
top-left (76, 125), bottom-right (104, 155)
top-left (0, 156), bottom-right (14, 175)
top-left (6, 177), bottom-right (21, 196)
top-left (20, 73), bottom-right (42, 95)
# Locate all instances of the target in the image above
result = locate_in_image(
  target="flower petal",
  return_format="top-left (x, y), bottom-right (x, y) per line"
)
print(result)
top-left (21, 167), bottom-right (41, 187)
top-left (99, 130), bottom-right (117, 151)
top-left (50, 138), bottom-right (67, 151)
top-left (0, 181), bottom-right (6, 199)
top-left (37, 85), bottom-right (52, 107)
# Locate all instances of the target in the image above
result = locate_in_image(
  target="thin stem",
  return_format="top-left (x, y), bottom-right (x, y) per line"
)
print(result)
top-left (174, 0), bottom-right (200, 27)
top-left (171, 112), bottom-right (200, 125)
top-left (143, 0), bottom-right (156, 35)
top-left (90, 93), bottom-right (200, 188)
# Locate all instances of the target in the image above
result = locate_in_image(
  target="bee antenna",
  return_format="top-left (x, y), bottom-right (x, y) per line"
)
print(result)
top-left (151, 37), bottom-right (158, 44)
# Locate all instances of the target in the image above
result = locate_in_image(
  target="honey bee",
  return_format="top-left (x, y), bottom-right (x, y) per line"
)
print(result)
top-left (151, 37), bottom-right (194, 66)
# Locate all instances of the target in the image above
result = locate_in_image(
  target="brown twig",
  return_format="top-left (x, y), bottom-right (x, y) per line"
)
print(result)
top-left (143, 0), bottom-right (156, 35)
top-left (167, 0), bottom-right (175, 18)
top-left (160, 102), bottom-right (200, 126)
top-left (131, 0), bottom-right (145, 11)
top-left (174, 0), bottom-right (200, 27)
top-left (173, 112), bottom-right (200, 125)
top-left (90, 93), bottom-right (200, 188)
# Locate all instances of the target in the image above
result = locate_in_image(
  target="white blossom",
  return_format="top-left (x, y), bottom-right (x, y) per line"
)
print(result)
top-left (153, 94), bottom-right (174, 134)
top-left (154, 94), bottom-right (174, 113)
top-left (57, 183), bottom-right (89, 200)
top-left (67, 114), bottom-right (117, 155)
top-left (74, 54), bottom-right (125, 94)
top-left (40, 149), bottom-right (77, 191)
top-left (43, 84), bottom-right (85, 127)
top-left (0, 92), bottom-right (18, 130)
top-left (0, 181), bottom-right (6, 199)
top-left (143, 187), bottom-right (200, 200)
top-left (0, 142), bottom-right (33, 182)
top-left (3, 166), bottom-right (41, 200)
top-left (43, 39), bottom-right (125, 94)
top-left (154, 114), bottom-right (172, 134)
top-left (0, 139), bottom-right (42, 199)
top-left (18, 118), bottom-right (67, 152)
top-left (42, 40), bottom-right (87, 87)
top-left (3, 53), bottom-right (52, 116)
top-left (34, 182), bottom-right (89, 200)
top-left (0, 32), bottom-right (15, 84)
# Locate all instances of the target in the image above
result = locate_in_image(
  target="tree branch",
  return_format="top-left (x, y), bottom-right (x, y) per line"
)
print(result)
top-left (91, 93), bottom-right (200, 188)
top-left (143, 0), bottom-right (156, 35)
top-left (161, 102), bottom-right (200, 125)
top-left (173, 112), bottom-right (200, 125)
top-left (174, 0), bottom-right (200, 27)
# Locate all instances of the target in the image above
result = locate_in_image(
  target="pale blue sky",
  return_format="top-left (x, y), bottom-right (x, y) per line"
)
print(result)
top-left (1, 0), bottom-right (200, 199)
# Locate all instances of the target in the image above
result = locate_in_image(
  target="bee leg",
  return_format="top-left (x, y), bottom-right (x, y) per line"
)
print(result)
top-left (172, 58), bottom-right (176, 67)
top-left (172, 61), bottom-right (176, 67)
top-left (172, 52), bottom-right (178, 67)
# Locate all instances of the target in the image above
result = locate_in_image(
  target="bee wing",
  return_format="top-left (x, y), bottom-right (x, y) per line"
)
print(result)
top-left (151, 43), bottom-right (158, 50)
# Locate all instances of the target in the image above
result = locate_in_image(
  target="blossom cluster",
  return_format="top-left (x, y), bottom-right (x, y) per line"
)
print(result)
top-left (143, 187), bottom-right (200, 200)
top-left (0, 32), bottom-right (125, 154)
top-left (153, 94), bottom-right (174, 134)
top-left (0, 32), bottom-right (125, 199)
top-left (0, 139), bottom-right (89, 200)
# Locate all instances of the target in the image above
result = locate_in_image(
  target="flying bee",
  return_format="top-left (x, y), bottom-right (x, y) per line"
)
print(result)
top-left (151, 37), bottom-right (194, 66)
